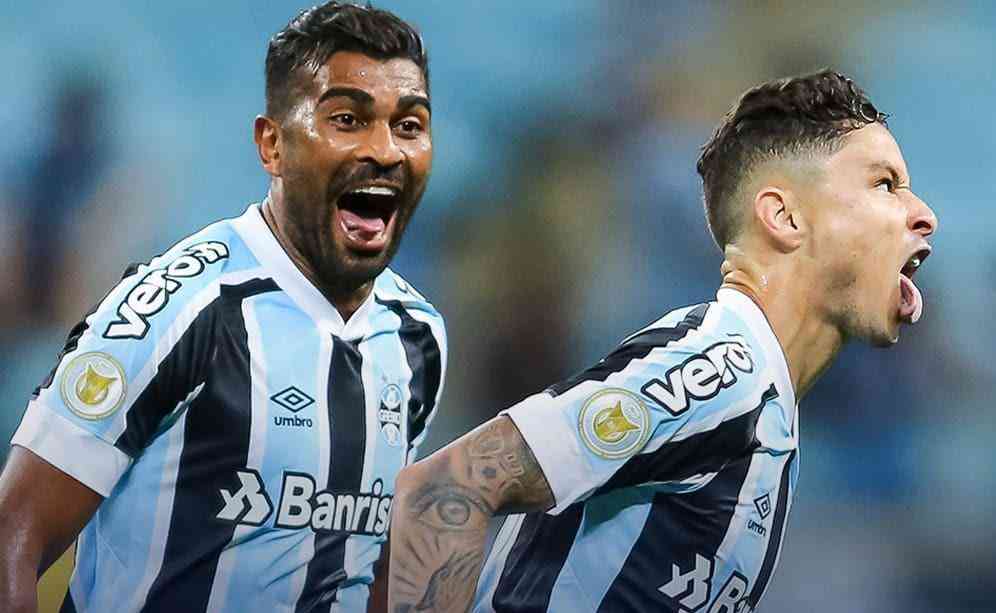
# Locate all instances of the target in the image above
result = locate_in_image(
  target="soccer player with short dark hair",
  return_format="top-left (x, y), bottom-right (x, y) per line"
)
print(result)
top-left (388, 70), bottom-right (937, 612)
top-left (0, 3), bottom-right (445, 612)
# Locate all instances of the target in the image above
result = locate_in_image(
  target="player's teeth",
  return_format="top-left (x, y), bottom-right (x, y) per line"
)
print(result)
top-left (352, 186), bottom-right (396, 196)
top-left (911, 257), bottom-right (920, 269)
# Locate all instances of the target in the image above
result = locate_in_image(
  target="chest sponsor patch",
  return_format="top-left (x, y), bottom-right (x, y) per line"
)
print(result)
top-left (578, 388), bottom-right (651, 460)
top-left (60, 352), bottom-right (127, 420)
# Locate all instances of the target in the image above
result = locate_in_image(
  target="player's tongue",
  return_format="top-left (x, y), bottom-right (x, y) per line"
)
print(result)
top-left (340, 208), bottom-right (385, 238)
top-left (898, 273), bottom-right (923, 324)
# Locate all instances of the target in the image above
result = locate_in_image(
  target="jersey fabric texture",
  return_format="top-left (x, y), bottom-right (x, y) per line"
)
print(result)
top-left (475, 289), bottom-right (798, 613)
top-left (12, 203), bottom-right (447, 613)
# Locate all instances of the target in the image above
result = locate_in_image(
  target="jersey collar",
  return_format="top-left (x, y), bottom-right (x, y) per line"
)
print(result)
top-left (717, 288), bottom-right (797, 410)
top-left (233, 202), bottom-right (378, 337)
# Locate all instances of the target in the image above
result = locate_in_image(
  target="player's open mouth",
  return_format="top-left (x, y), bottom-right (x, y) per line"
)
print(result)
top-left (898, 246), bottom-right (931, 324)
top-left (335, 184), bottom-right (402, 253)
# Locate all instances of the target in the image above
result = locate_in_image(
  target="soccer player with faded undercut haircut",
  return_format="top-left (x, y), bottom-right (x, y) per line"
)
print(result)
top-left (388, 69), bottom-right (937, 612)
top-left (0, 3), bottom-right (445, 612)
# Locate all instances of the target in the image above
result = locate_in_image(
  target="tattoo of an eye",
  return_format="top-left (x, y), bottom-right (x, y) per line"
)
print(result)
top-left (407, 481), bottom-right (494, 531)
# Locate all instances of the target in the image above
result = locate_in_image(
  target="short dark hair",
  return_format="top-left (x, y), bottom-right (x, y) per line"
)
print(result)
top-left (696, 69), bottom-right (888, 250)
top-left (265, 2), bottom-right (428, 119)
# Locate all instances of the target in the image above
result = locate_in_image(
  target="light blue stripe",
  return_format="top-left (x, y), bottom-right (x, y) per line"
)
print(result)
top-left (213, 292), bottom-right (324, 612)
top-left (547, 487), bottom-right (655, 610)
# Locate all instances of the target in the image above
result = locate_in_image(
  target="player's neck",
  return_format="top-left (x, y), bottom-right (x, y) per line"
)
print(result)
top-left (721, 253), bottom-right (844, 400)
top-left (260, 196), bottom-right (372, 322)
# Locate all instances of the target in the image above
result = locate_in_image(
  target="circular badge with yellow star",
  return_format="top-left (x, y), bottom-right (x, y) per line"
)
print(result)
top-left (578, 388), bottom-right (651, 460)
top-left (60, 352), bottom-right (127, 420)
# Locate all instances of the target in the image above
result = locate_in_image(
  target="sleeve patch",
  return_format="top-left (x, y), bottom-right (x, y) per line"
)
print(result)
top-left (578, 388), bottom-right (651, 460)
top-left (59, 352), bottom-right (128, 420)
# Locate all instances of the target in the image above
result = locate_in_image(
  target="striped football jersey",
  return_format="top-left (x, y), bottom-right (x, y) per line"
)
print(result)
top-left (12, 203), bottom-right (447, 612)
top-left (475, 288), bottom-right (798, 613)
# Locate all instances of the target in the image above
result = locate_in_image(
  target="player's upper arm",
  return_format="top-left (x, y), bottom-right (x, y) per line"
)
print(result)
top-left (504, 303), bottom-right (778, 513)
top-left (11, 237), bottom-right (234, 498)
top-left (0, 446), bottom-right (103, 575)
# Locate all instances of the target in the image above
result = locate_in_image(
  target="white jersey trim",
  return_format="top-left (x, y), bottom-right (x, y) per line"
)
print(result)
top-left (12, 403), bottom-right (132, 497)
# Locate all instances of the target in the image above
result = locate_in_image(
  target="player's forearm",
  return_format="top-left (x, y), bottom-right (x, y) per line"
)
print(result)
top-left (388, 416), bottom-right (554, 612)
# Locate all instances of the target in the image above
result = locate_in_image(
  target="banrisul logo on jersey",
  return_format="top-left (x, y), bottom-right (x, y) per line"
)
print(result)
top-left (578, 388), bottom-right (651, 460)
top-left (640, 338), bottom-right (754, 416)
top-left (216, 471), bottom-right (392, 537)
top-left (105, 241), bottom-right (229, 340)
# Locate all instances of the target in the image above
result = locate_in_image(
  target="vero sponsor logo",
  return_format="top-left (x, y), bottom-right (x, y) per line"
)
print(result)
top-left (640, 338), bottom-right (754, 416)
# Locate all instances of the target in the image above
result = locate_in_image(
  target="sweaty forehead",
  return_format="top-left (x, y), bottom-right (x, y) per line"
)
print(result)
top-left (832, 123), bottom-right (908, 177)
top-left (312, 50), bottom-right (427, 98)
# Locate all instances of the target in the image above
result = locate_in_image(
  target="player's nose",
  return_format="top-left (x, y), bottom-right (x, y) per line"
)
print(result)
top-left (357, 121), bottom-right (403, 169)
top-left (908, 191), bottom-right (938, 239)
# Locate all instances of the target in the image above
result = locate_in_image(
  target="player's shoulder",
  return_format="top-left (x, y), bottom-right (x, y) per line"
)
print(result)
top-left (373, 268), bottom-right (444, 324)
top-left (92, 211), bottom-right (261, 342)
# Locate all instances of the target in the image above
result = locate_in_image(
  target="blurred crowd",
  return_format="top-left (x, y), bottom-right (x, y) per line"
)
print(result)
top-left (2, 2), bottom-right (993, 611)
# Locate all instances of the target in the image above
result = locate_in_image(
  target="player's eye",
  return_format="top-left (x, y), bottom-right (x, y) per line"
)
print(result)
top-left (395, 119), bottom-right (423, 137)
top-left (875, 177), bottom-right (895, 193)
top-left (330, 112), bottom-right (360, 129)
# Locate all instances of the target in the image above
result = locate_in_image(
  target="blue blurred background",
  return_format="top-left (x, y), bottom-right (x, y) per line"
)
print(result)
top-left (2, 2), bottom-right (993, 611)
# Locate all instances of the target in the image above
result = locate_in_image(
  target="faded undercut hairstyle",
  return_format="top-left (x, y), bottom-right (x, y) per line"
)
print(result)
top-left (696, 69), bottom-right (888, 250)
top-left (265, 2), bottom-right (428, 119)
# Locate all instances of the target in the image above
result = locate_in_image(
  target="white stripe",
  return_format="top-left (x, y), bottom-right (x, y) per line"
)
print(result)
top-left (125, 408), bottom-right (191, 611)
top-left (205, 297), bottom-right (269, 611)
top-left (105, 267), bottom-right (268, 443)
top-left (288, 333), bottom-right (335, 605)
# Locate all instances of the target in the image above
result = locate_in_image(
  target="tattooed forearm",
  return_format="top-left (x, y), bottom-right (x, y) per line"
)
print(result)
top-left (465, 420), bottom-right (550, 513)
top-left (389, 416), bottom-right (554, 613)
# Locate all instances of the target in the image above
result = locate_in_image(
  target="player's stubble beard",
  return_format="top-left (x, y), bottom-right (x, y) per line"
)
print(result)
top-left (822, 256), bottom-right (896, 348)
top-left (283, 160), bottom-right (425, 298)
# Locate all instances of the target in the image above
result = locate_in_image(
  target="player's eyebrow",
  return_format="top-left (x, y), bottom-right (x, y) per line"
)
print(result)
top-left (317, 86), bottom-right (375, 108)
top-left (397, 94), bottom-right (431, 116)
top-left (868, 160), bottom-right (909, 187)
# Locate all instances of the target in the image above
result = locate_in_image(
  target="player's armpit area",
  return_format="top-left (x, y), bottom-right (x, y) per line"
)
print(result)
top-left (0, 446), bottom-right (103, 611)
top-left (389, 415), bottom-right (553, 613)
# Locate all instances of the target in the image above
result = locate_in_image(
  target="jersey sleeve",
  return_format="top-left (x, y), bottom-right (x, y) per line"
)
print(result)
top-left (503, 304), bottom-right (777, 514)
top-left (11, 239), bottom-right (232, 496)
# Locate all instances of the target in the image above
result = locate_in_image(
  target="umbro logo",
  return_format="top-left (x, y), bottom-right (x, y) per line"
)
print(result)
top-left (753, 492), bottom-right (771, 519)
top-left (271, 386), bottom-right (315, 413)
top-left (271, 386), bottom-right (315, 428)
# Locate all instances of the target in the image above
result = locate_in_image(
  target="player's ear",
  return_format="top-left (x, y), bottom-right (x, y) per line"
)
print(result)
top-left (254, 115), bottom-right (282, 177)
top-left (753, 186), bottom-right (805, 253)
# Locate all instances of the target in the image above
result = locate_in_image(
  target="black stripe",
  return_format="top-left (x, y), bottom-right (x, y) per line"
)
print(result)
top-left (59, 588), bottom-right (77, 613)
top-left (140, 278), bottom-right (278, 612)
top-left (114, 278), bottom-right (278, 457)
top-left (596, 452), bottom-right (753, 612)
top-left (491, 506), bottom-right (584, 612)
top-left (33, 263), bottom-right (142, 397)
top-left (747, 449), bottom-right (796, 607)
top-left (375, 298), bottom-right (442, 447)
top-left (547, 303), bottom-right (709, 397)
top-left (594, 384), bottom-right (778, 496)
top-left (295, 336), bottom-right (367, 612)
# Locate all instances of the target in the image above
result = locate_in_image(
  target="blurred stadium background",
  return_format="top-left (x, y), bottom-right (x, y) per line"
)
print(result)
top-left (2, 1), bottom-right (993, 611)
